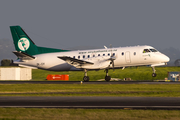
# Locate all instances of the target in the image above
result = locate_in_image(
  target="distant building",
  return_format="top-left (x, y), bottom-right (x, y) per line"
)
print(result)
top-left (174, 59), bottom-right (180, 66)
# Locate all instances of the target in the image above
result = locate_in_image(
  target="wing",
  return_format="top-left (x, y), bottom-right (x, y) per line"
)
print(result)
top-left (13, 51), bottom-right (35, 60)
top-left (58, 56), bottom-right (94, 67)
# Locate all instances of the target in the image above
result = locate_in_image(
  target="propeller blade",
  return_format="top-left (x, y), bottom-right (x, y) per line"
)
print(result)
top-left (109, 44), bottom-right (115, 71)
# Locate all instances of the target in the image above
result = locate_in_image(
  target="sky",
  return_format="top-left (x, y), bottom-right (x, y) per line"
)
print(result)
top-left (0, 0), bottom-right (180, 50)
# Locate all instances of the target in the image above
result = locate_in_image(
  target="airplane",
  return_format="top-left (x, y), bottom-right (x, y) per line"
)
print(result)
top-left (10, 26), bottom-right (170, 82)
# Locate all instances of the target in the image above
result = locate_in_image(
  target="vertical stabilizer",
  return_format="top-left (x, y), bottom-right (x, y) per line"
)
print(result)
top-left (10, 26), bottom-right (70, 56)
top-left (10, 26), bottom-right (39, 55)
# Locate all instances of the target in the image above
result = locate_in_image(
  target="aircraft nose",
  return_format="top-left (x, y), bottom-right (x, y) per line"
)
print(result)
top-left (163, 55), bottom-right (170, 62)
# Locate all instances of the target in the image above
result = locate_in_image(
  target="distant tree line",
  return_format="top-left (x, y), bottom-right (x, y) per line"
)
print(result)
top-left (1, 59), bottom-right (18, 66)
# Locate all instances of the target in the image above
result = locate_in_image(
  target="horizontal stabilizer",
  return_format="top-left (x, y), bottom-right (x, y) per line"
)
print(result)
top-left (13, 51), bottom-right (35, 60)
top-left (58, 56), bottom-right (94, 66)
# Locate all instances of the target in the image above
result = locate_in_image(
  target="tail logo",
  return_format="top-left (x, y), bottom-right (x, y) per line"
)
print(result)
top-left (18, 38), bottom-right (30, 51)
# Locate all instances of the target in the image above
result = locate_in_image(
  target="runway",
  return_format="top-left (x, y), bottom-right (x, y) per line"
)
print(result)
top-left (0, 81), bottom-right (180, 84)
top-left (0, 96), bottom-right (180, 109)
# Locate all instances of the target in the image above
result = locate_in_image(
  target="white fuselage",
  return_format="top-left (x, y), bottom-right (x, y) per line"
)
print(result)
top-left (14, 45), bottom-right (170, 71)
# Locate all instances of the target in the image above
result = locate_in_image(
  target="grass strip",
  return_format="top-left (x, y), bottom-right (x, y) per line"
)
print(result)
top-left (0, 108), bottom-right (180, 120)
top-left (0, 84), bottom-right (180, 97)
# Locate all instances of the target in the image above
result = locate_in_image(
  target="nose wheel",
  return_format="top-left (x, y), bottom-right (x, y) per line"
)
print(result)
top-left (152, 73), bottom-right (157, 77)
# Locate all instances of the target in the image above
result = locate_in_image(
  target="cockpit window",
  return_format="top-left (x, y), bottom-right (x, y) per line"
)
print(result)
top-left (150, 49), bottom-right (158, 52)
top-left (143, 49), bottom-right (150, 53)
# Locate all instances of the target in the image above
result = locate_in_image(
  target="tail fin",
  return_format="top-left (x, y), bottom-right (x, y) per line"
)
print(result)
top-left (10, 26), bottom-right (69, 56)
top-left (10, 26), bottom-right (39, 55)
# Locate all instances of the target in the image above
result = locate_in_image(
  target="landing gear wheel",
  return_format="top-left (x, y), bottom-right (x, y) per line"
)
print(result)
top-left (105, 76), bottom-right (111, 82)
top-left (83, 76), bottom-right (89, 82)
top-left (152, 73), bottom-right (157, 77)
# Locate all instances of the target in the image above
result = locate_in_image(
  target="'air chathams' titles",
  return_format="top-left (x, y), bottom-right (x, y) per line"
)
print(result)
top-left (79, 49), bottom-right (117, 54)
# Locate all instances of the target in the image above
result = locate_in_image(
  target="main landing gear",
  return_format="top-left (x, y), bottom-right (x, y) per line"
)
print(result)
top-left (105, 69), bottom-right (111, 82)
top-left (152, 66), bottom-right (157, 77)
top-left (83, 69), bottom-right (89, 82)
top-left (83, 69), bottom-right (111, 82)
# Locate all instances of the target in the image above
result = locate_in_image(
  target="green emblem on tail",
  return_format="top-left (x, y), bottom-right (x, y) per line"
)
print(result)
top-left (18, 38), bottom-right (30, 51)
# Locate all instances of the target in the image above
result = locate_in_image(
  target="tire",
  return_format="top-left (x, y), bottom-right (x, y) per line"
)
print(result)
top-left (83, 76), bottom-right (89, 82)
top-left (105, 76), bottom-right (111, 82)
top-left (152, 73), bottom-right (157, 77)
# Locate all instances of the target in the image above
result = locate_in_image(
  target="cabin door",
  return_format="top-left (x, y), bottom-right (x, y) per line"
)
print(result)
top-left (125, 51), bottom-right (131, 63)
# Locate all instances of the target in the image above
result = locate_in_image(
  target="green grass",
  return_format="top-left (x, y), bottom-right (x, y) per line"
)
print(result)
top-left (0, 108), bottom-right (180, 120)
top-left (32, 66), bottom-right (180, 81)
top-left (1, 66), bottom-right (180, 81)
top-left (0, 84), bottom-right (180, 97)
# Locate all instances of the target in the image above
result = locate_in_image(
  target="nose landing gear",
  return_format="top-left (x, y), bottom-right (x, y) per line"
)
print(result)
top-left (152, 66), bottom-right (157, 77)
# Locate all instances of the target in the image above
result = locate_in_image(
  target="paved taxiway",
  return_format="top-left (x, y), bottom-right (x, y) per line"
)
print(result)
top-left (1, 81), bottom-right (179, 109)
top-left (0, 96), bottom-right (180, 109)
top-left (0, 81), bottom-right (180, 84)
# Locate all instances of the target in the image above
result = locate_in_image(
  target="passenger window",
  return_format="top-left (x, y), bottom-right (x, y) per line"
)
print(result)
top-left (73, 56), bottom-right (75, 59)
top-left (122, 52), bottom-right (124, 56)
top-left (78, 56), bottom-right (80, 59)
top-left (93, 55), bottom-right (95, 57)
top-left (88, 55), bottom-right (90, 58)
top-left (134, 52), bottom-right (136, 55)
top-left (108, 53), bottom-right (110, 56)
top-left (143, 49), bottom-right (150, 53)
top-left (83, 55), bottom-right (85, 58)
top-left (113, 53), bottom-right (115, 56)
top-left (98, 54), bottom-right (100, 56)
top-left (103, 54), bottom-right (105, 56)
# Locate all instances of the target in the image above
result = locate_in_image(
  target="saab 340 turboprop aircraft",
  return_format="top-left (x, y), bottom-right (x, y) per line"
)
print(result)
top-left (10, 26), bottom-right (170, 82)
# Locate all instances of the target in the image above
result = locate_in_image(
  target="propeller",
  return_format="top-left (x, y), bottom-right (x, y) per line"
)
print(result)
top-left (109, 44), bottom-right (115, 71)
top-left (104, 44), bottom-right (116, 74)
